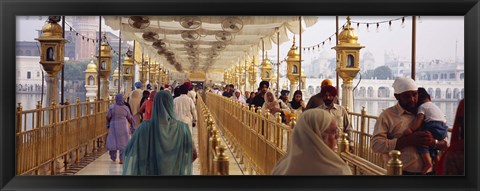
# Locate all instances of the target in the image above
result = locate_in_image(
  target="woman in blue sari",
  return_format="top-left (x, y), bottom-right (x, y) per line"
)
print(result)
top-left (122, 90), bottom-right (193, 175)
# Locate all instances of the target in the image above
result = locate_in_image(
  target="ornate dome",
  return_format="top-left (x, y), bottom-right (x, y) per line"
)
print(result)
top-left (112, 67), bottom-right (120, 77)
top-left (40, 21), bottom-right (63, 38)
top-left (85, 59), bottom-right (97, 72)
top-left (287, 37), bottom-right (300, 62)
top-left (338, 16), bottom-right (359, 44)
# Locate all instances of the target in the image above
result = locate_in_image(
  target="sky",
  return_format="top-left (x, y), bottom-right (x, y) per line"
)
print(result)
top-left (17, 16), bottom-right (464, 69)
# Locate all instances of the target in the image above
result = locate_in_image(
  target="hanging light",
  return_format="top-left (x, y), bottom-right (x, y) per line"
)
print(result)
top-left (366, 23), bottom-right (370, 32)
top-left (401, 17), bottom-right (406, 28)
top-left (389, 20), bottom-right (393, 32)
top-left (376, 23), bottom-right (380, 33)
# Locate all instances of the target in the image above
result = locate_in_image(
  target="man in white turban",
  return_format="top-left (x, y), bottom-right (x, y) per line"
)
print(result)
top-left (371, 77), bottom-right (447, 175)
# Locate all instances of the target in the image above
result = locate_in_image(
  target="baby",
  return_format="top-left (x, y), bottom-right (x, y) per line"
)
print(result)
top-left (403, 87), bottom-right (448, 174)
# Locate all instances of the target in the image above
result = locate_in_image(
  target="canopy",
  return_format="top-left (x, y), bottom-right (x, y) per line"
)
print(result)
top-left (103, 16), bottom-right (319, 73)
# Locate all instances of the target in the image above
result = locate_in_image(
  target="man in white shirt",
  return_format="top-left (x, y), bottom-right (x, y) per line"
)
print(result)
top-left (128, 82), bottom-right (143, 129)
top-left (174, 84), bottom-right (197, 135)
top-left (371, 77), bottom-right (448, 175)
top-left (184, 82), bottom-right (197, 103)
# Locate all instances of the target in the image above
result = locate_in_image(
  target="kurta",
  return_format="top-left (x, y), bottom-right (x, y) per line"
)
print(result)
top-left (106, 102), bottom-right (134, 152)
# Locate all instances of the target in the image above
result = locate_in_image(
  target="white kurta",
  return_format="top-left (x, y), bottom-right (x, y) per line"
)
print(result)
top-left (188, 90), bottom-right (197, 103)
top-left (173, 94), bottom-right (197, 134)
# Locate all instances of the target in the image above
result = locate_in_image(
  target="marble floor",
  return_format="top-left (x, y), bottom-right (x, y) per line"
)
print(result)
top-left (75, 125), bottom-right (245, 175)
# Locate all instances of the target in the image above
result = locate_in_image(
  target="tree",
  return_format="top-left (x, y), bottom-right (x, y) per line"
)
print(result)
top-left (373, 66), bottom-right (393, 80)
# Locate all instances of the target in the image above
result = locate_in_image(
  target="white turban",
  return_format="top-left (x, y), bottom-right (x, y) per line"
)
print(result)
top-left (393, 77), bottom-right (417, 94)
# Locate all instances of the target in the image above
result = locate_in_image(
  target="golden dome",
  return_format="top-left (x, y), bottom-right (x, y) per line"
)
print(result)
top-left (261, 53), bottom-right (272, 69)
top-left (338, 16), bottom-right (359, 44)
top-left (287, 37), bottom-right (300, 62)
top-left (112, 67), bottom-right (119, 77)
top-left (40, 21), bottom-right (63, 38)
top-left (85, 59), bottom-right (97, 73)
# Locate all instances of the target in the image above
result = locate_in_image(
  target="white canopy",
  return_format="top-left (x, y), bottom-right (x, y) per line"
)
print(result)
top-left (103, 16), bottom-right (319, 73)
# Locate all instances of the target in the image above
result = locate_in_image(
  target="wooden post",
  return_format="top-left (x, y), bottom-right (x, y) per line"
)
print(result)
top-left (337, 132), bottom-right (349, 155)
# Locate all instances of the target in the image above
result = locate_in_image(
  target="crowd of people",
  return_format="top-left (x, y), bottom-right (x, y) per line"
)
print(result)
top-left (106, 77), bottom-right (464, 176)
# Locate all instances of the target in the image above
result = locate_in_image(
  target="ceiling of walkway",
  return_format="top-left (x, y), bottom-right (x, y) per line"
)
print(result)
top-left (103, 16), bottom-right (319, 73)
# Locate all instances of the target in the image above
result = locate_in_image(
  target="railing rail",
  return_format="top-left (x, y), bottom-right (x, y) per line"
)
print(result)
top-left (204, 92), bottom-right (400, 175)
top-left (16, 97), bottom-right (113, 175)
top-left (196, 95), bottom-right (229, 175)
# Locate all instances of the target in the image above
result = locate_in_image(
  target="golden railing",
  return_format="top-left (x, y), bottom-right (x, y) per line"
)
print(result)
top-left (196, 95), bottom-right (229, 175)
top-left (347, 107), bottom-right (385, 168)
top-left (16, 97), bottom-right (112, 175)
top-left (204, 92), bottom-right (400, 175)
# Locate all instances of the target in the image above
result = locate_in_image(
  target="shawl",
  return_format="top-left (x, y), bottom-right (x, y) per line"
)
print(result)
top-left (289, 90), bottom-right (303, 110)
top-left (271, 109), bottom-right (352, 175)
top-left (123, 90), bottom-right (193, 175)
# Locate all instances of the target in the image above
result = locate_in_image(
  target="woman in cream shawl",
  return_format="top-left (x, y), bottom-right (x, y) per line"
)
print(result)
top-left (262, 90), bottom-right (290, 116)
top-left (271, 109), bottom-right (352, 175)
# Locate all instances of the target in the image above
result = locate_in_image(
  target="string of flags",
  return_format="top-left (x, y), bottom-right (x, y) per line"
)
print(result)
top-left (65, 22), bottom-right (131, 57)
top-left (302, 16), bottom-right (412, 54)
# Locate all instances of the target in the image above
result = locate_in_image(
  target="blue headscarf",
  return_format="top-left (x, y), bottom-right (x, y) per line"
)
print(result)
top-left (115, 93), bottom-right (125, 105)
top-left (134, 82), bottom-right (142, 88)
top-left (123, 90), bottom-right (193, 175)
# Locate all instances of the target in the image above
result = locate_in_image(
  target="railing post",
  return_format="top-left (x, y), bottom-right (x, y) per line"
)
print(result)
top-left (92, 97), bottom-right (98, 153)
top-left (50, 100), bottom-right (57, 175)
top-left (387, 150), bottom-right (402, 175)
top-left (275, 112), bottom-right (282, 147)
top-left (289, 116), bottom-right (296, 129)
top-left (256, 107), bottom-right (262, 134)
top-left (208, 127), bottom-right (220, 174)
top-left (75, 98), bottom-right (81, 164)
top-left (35, 101), bottom-right (42, 175)
top-left (213, 145), bottom-right (229, 175)
top-left (63, 99), bottom-right (70, 171)
top-left (16, 103), bottom-right (22, 175)
top-left (359, 106), bottom-right (367, 158)
top-left (337, 132), bottom-right (349, 155)
top-left (263, 109), bottom-right (270, 138)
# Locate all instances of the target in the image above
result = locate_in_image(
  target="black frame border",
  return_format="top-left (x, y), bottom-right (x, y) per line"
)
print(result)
top-left (1, 0), bottom-right (478, 190)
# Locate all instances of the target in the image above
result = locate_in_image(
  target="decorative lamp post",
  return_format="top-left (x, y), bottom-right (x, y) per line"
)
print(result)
top-left (239, 64), bottom-right (246, 92)
top-left (248, 56), bottom-right (258, 91)
top-left (84, 56), bottom-right (98, 101)
top-left (139, 60), bottom-right (148, 89)
top-left (149, 62), bottom-right (158, 90)
top-left (224, 70), bottom-right (230, 84)
top-left (286, 36), bottom-right (302, 96)
top-left (332, 16), bottom-right (365, 111)
top-left (261, 52), bottom-right (272, 83)
top-left (122, 49), bottom-right (134, 95)
top-left (300, 70), bottom-right (306, 90)
top-left (35, 16), bottom-right (67, 106)
top-left (96, 32), bottom-right (112, 100)
top-left (110, 67), bottom-right (120, 96)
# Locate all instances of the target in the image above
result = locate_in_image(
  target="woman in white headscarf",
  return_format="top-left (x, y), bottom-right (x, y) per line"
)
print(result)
top-left (231, 89), bottom-right (247, 106)
top-left (271, 109), bottom-right (352, 175)
top-left (262, 90), bottom-right (291, 116)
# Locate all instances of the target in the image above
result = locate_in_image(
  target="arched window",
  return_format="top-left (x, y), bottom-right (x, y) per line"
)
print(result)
top-left (27, 72), bottom-right (31, 79)
top-left (315, 86), bottom-right (321, 94)
top-left (25, 50), bottom-right (32, 56)
top-left (114, 79), bottom-right (118, 86)
top-left (101, 61), bottom-right (106, 70)
top-left (428, 88), bottom-right (434, 96)
top-left (126, 67), bottom-right (130, 74)
top-left (453, 88), bottom-right (460, 99)
top-left (308, 86), bottom-right (314, 95)
top-left (265, 72), bottom-right (269, 78)
top-left (46, 47), bottom-right (54, 61)
top-left (435, 88), bottom-right (441, 99)
top-left (346, 54), bottom-right (354, 68)
top-left (446, 88), bottom-right (452, 99)
top-left (292, 65), bottom-right (298, 74)
top-left (359, 87), bottom-right (366, 97)
top-left (460, 73), bottom-right (464, 80)
top-left (378, 87), bottom-right (390, 98)
top-left (368, 87), bottom-right (374, 97)
top-left (16, 50), bottom-right (24, 55)
top-left (88, 76), bottom-right (95, 85)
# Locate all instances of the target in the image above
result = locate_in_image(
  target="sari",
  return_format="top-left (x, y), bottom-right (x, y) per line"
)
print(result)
top-left (123, 90), bottom-right (193, 175)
